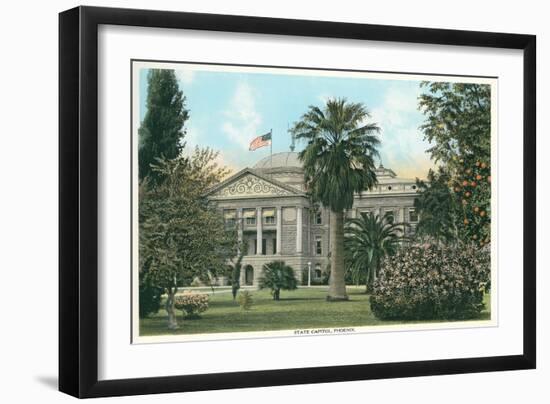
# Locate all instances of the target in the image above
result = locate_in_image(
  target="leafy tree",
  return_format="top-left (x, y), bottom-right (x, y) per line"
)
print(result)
top-left (139, 148), bottom-right (236, 329)
top-left (227, 251), bottom-right (244, 300)
top-left (138, 69), bottom-right (190, 183)
top-left (259, 261), bottom-right (298, 301)
top-left (291, 98), bottom-right (380, 301)
top-left (414, 168), bottom-right (459, 243)
top-left (138, 275), bottom-right (163, 318)
top-left (345, 212), bottom-right (404, 292)
top-left (417, 82), bottom-right (492, 245)
top-left (419, 82), bottom-right (491, 169)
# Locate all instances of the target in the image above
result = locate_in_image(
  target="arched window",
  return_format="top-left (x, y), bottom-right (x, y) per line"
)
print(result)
top-left (314, 264), bottom-right (322, 278)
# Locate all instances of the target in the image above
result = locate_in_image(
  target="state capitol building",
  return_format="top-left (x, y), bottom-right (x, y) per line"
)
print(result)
top-left (205, 152), bottom-right (420, 286)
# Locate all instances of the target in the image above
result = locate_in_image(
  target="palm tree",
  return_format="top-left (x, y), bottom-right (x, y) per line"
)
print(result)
top-left (345, 212), bottom-right (405, 292)
top-left (291, 98), bottom-right (380, 300)
top-left (258, 261), bottom-right (298, 300)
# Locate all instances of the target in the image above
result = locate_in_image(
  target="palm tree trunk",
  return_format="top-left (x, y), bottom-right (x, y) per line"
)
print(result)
top-left (366, 265), bottom-right (373, 293)
top-left (327, 210), bottom-right (348, 301)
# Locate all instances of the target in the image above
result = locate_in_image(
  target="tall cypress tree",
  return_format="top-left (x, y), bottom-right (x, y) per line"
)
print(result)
top-left (138, 69), bottom-right (189, 182)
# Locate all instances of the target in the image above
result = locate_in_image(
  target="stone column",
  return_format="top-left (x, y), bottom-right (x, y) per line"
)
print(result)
top-left (399, 207), bottom-right (405, 223)
top-left (276, 207), bottom-right (282, 255)
top-left (256, 207), bottom-right (263, 255)
top-left (296, 206), bottom-right (303, 254)
top-left (237, 208), bottom-right (243, 248)
top-left (399, 207), bottom-right (406, 236)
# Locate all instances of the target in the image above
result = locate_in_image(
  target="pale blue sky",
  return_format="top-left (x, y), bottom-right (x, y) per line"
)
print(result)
top-left (139, 66), bottom-right (436, 179)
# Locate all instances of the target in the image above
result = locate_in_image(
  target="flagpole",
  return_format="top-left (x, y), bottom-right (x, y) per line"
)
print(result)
top-left (270, 128), bottom-right (273, 179)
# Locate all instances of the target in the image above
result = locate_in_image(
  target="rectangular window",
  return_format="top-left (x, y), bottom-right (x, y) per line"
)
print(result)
top-left (315, 211), bottom-right (322, 225)
top-left (253, 239), bottom-right (257, 254)
top-left (409, 208), bottom-right (419, 223)
top-left (262, 239), bottom-right (267, 255)
top-left (262, 208), bottom-right (276, 225)
top-left (224, 209), bottom-right (237, 227)
top-left (272, 238), bottom-right (277, 254)
top-left (315, 237), bottom-right (322, 255)
top-left (243, 209), bottom-right (256, 225)
top-left (264, 216), bottom-right (275, 225)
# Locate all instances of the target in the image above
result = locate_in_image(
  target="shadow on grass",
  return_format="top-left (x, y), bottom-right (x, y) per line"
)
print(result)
top-left (274, 297), bottom-right (326, 301)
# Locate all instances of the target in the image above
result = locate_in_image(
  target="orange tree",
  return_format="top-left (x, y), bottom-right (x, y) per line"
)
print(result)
top-left (416, 82), bottom-right (491, 245)
top-left (452, 158), bottom-right (491, 245)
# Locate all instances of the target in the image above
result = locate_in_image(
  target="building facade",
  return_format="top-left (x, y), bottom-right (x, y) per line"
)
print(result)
top-left (205, 152), bottom-right (420, 286)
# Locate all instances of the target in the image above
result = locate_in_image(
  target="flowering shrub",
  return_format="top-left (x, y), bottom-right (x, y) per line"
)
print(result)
top-left (370, 243), bottom-right (490, 320)
top-left (174, 292), bottom-right (209, 319)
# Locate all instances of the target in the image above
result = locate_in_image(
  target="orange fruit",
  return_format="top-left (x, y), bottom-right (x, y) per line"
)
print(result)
top-left (474, 206), bottom-right (479, 212)
top-left (462, 180), bottom-right (468, 186)
top-left (473, 234), bottom-right (478, 239)
top-left (471, 181), bottom-right (477, 187)
top-left (465, 192), bottom-right (471, 197)
top-left (454, 187), bottom-right (461, 192)
top-left (476, 174), bottom-right (482, 180)
top-left (464, 219), bottom-right (469, 225)
top-left (475, 161), bottom-right (481, 167)
top-left (480, 211), bottom-right (486, 217)
top-left (481, 162), bottom-right (487, 169)
top-left (487, 176), bottom-right (491, 183)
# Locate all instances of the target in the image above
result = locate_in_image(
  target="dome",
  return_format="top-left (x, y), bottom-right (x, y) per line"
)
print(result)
top-left (253, 152), bottom-right (303, 170)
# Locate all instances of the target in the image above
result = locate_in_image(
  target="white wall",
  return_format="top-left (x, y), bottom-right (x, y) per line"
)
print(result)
top-left (0, 0), bottom-right (546, 402)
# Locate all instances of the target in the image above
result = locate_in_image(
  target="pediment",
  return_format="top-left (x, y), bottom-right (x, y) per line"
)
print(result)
top-left (206, 170), bottom-right (300, 200)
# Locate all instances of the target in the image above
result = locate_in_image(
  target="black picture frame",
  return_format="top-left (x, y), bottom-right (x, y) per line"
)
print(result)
top-left (59, 5), bottom-right (536, 398)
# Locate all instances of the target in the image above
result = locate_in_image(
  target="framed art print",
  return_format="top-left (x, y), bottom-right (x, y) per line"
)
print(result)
top-left (59, 6), bottom-right (536, 398)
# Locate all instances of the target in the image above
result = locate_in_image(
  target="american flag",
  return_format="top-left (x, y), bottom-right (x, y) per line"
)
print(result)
top-left (249, 131), bottom-right (272, 151)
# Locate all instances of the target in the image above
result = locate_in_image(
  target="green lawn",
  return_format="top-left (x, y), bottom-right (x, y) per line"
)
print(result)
top-left (139, 287), bottom-right (491, 336)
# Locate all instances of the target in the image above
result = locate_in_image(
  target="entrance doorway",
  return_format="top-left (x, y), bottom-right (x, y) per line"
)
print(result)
top-left (244, 265), bottom-right (254, 286)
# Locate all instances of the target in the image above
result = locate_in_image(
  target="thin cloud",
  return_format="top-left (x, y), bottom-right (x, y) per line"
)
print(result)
top-left (181, 127), bottom-right (237, 178)
top-left (221, 81), bottom-right (263, 150)
top-left (175, 69), bottom-right (195, 86)
top-left (181, 126), bottom-right (200, 152)
top-left (370, 84), bottom-right (434, 179)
